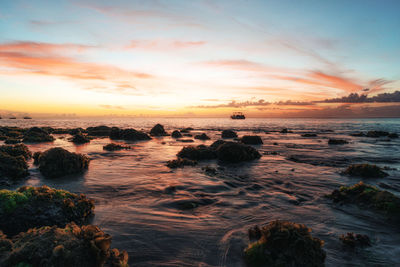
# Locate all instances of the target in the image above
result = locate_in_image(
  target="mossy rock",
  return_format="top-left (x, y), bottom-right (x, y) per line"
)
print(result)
top-left (0, 186), bottom-right (94, 236)
top-left (71, 134), bottom-right (90, 144)
top-left (194, 133), bottom-right (210, 140)
top-left (37, 148), bottom-right (90, 178)
top-left (342, 164), bottom-right (388, 178)
top-left (339, 232), bottom-right (371, 248)
top-left (326, 182), bottom-right (400, 218)
top-left (0, 144), bottom-right (31, 179)
top-left (177, 145), bottom-right (216, 160)
top-left (171, 130), bottom-right (182, 138)
top-left (103, 144), bottom-right (131, 151)
top-left (0, 144), bottom-right (31, 160)
top-left (22, 127), bottom-right (54, 143)
top-left (86, 126), bottom-right (112, 137)
top-left (221, 130), bottom-right (237, 138)
top-left (0, 222), bottom-right (128, 267)
top-left (240, 135), bottom-right (263, 145)
top-left (166, 158), bottom-right (197, 168)
top-left (4, 138), bottom-right (21, 144)
top-left (110, 128), bottom-right (151, 141)
top-left (244, 220), bottom-right (326, 267)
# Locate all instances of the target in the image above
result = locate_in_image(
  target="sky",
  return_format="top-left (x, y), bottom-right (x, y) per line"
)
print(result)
top-left (0, 0), bottom-right (399, 118)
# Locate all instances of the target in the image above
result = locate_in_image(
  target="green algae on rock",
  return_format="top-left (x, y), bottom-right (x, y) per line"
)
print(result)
top-left (36, 147), bottom-right (90, 178)
top-left (244, 220), bottom-right (326, 267)
top-left (326, 182), bottom-right (400, 217)
top-left (0, 186), bottom-right (94, 236)
top-left (342, 164), bottom-right (388, 178)
top-left (0, 144), bottom-right (32, 179)
top-left (0, 222), bottom-right (128, 267)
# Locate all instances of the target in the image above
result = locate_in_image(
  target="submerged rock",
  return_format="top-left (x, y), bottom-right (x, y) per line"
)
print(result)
top-left (23, 127), bottom-right (54, 143)
top-left (326, 182), bottom-right (400, 218)
top-left (0, 186), bottom-right (94, 236)
top-left (342, 164), bottom-right (388, 178)
top-left (240, 135), bottom-right (263, 145)
top-left (103, 143), bottom-right (131, 151)
top-left (328, 139), bottom-right (348, 145)
top-left (110, 127), bottom-right (151, 141)
top-left (302, 133), bottom-right (318, 137)
top-left (366, 131), bottom-right (390, 138)
top-left (180, 127), bottom-right (193, 133)
top-left (244, 220), bottom-right (326, 267)
top-left (0, 222), bottom-right (128, 267)
top-left (339, 233), bottom-right (371, 248)
top-left (171, 130), bottom-right (182, 138)
top-left (280, 128), bottom-right (292, 134)
top-left (194, 133), bottom-right (210, 140)
top-left (150, 124), bottom-right (168, 136)
top-left (37, 147), bottom-right (90, 178)
top-left (166, 158), bottom-right (197, 168)
top-left (221, 130), bottom-right (237, 138)
top-left (71, 133), bottom-right (90, 144)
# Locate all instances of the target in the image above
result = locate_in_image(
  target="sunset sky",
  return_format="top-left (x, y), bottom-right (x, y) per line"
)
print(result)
top-left (0, 0), bottom-right (399, 117)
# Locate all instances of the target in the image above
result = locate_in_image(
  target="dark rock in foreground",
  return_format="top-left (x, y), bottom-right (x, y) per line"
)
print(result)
top-left (0, 222), bottom-right (128, 267)
top-left (339, 233), bottom-right (371, 248)
top-left (326, 182), bottom-right (400, 218)
top-left (244, 220), bottom-right (326, 267)
top-left (37, 147), bottom-right (90, 178)
top-left (103, 143), bottom-right (131, 151)
top-left (194, 133), bottom-right (210, 140)
top-left (221, 130), bottom-right (237, 138)
top-left (342, 164), bottom-right (388, 178)
top-left (23, 127), bottom-right (54, 143)
top-left (171, 130), bottom-right (182, 138)
top-left (0, 186), bottom-right (94, 236)
top-left (328, 139), bottom-right (348, 145)
top-left (166, 158), bottom-right (197, 168)
top-left (177, 140), bottom-right (261, 163)
top-left (150, 124), bottom-right (168, 136)
top-left (110, 127), bottom-right (151, 141)
top-left (241, 135), bottom-right (263, 145)
top-left (0, 144), bottom-right (31, 160)
top-left (71, 133), bottom-right (90, 144)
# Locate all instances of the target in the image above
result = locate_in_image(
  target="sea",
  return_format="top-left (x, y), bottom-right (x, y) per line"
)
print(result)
top-left (1, 118), bottom-right (399, 266)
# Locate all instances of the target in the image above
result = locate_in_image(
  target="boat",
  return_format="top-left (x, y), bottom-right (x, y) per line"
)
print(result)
top-left (23, 116), bottom-right (32, 119)
top-left (231, 112), bottom-right (246, 119)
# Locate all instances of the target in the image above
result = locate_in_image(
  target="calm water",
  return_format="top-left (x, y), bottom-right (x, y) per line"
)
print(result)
top-left (1, 118), bottom-right (400, 266)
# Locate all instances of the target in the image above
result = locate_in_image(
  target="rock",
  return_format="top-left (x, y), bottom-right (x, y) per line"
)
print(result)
top-left (52, 128), bottom-right (70, 134)
top-left (180, 127), bottom-right (193, 133)
top-left (342, 164), bottom-right (388, 178)
top-left (177, 145), bottom-right (216, 160)
top-left (0, 144), bottom-right (31, 180)
top-left (23, 127), bottom-right (54, 143)
top-left (194, 133), bottom-right (210, 140)
top-left (388, 133), bottom-right (399, 138)
top-left (326, 182), bottom-right (400, 218)
top-left (171, 130), bottom-right (182, 138)
top-left (201, 166), bottom-right (217, 175)
top-left (0, 222), bottom-right (128, 267)
top-left (110, 127), bottom-right (151, 141)
top-left (4, 138), bottom-right (21, 144)
top-left (280, 128), bottom-right (292, 133)
top-left (177, 140), bottom-right (261, 163)
top-left (328, 139), bottom-right (348, 145)
top-left (339, 233), bottom-right (371, 248)
top-left (214, 141), bottom-right (261, 163)
top-left (240, 135), bottom-right (263, 145)
top-left (350, 132), bottom-right (365, 137)
top-left (0, 186), bottom-right (94, 236)
top-left (244, 220), bottom-right (326, 267)
top-left (178, 139), bottom-right (194, 143)
top-left (366, 131), bottom-right (389, 138)
top-left (37, 148), bottom-right (90, 178)
top-left (302, 133), bottom-right (317, 137)
top-left (0, 127), bottom-right (25, 139)
top-left (33, 152), bottom-right (42, 165)
top-left (166, 158), bottom-right (197, 168)
top-left (86, 126), bottom-right (112, 137)
top-left (103, 144), bottom-right (131, 151)
top-left (183, 133), bottom-right (192, 137)
top-left (0, 144), bottom-right (32, 160)
top-left (221, 130), bottom-right (237, 139)
top-left (71, 134), bottom-right (90, 144)
top-left (150, 124), bottom-right (167, 136)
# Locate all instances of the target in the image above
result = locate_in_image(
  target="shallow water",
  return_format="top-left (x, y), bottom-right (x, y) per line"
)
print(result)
top-left (1, 118), bottom-right (400, 266)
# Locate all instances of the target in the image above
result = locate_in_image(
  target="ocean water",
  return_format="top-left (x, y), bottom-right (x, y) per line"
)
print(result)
top-left (1, 118), bottom-right (400, 266)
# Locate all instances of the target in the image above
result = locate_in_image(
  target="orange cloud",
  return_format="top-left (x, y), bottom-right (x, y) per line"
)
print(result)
top-left (0, 42), bottom-right (153, 91)
top-left (125, 40), bottom-right (206, 50)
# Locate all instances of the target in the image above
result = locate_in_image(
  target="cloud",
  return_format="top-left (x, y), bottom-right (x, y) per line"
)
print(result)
top-left (320, 91), bottom-right (400, 103)
top-left (0, 41), bottom-right (153, 93)
top-left (99, 104), bottom-right (125, 110)
top-left (125, 40), bottom-right (206, 50)
top-left (276, 100), bottom-right (315, 106)
top-left (191, 99), bottom-right (270, 109)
